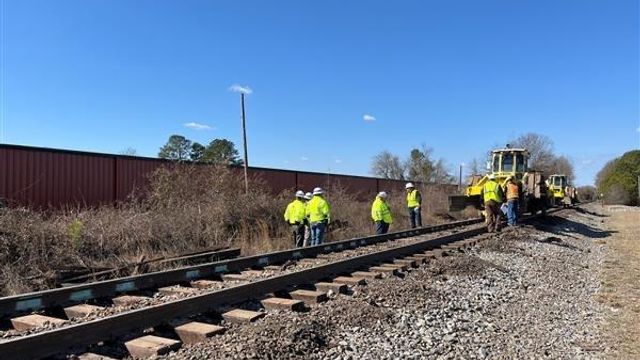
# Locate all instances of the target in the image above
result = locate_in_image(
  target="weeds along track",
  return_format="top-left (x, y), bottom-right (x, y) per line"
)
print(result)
top-left (0, 209), bottom-right (570, 360)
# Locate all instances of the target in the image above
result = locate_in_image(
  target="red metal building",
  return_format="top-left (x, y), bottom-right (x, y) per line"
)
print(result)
top-left (0, 144), bottom-right (455, 208)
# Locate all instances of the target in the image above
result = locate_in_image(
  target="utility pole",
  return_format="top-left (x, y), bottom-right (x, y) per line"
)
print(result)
top-left (458, 163), bottom-right (464, 192)
top-left (240, 93), bottom-right (249, 194)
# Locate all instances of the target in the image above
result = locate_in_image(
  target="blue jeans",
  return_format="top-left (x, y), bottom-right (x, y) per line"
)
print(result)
top-left (409, 207), bottom-right (422, 228)
top-left (375, 221), bottom-right (390, 235)
top-left (507, 200), bottom-right (518, 226)
top-left (310, 221), bottom-right (326, 246)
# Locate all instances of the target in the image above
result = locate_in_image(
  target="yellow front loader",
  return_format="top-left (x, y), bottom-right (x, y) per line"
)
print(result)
top-left (449, 147), bottom-right (549, 214)
top-left (546, 174), bottom-right (566, 205)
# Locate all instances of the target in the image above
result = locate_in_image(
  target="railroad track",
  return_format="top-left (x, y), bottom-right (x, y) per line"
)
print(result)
top-left (0, 208), bottom-right (569, 360)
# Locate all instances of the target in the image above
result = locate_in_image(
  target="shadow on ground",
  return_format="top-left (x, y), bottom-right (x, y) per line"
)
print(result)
top-left (532, 215), bottom-right (615, 240)
top-left (574, 206), bottom-right (609, 218)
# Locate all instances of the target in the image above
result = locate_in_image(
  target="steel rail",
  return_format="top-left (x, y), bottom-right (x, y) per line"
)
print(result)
top-left (0, 218), bottom-right (481, 318)
top-left (0, 208), bottom-right (568, 360)
top-left (0, 225), bottom-right (486, 360)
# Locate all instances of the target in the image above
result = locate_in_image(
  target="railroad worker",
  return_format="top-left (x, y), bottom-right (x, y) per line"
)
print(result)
top-left (505, 175), bottom-right (520, 226)
top-left (303, 192), bottom-right (313, 246)
top-left (371, 191), bottom-right (393, 234)
top-left (405, 182), bottom-right (422, 228)
top-left (284, 190), bottom-right (307, 247)
top-left (481, 174), bottom-right (504, 232)
top-left (306, 187), bottom-right (331, 246)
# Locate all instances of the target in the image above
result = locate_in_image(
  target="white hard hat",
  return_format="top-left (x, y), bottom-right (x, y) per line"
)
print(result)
top-left (405, 182), bottom-right (414, 189)
top-left (312, 187), bottom-right (324, 195)
top-left (304, 192), bottom-right (313, 200)
top-left (488, 174), bottom-right (496, 180)
top-left (377, 191), bottom-right (388, 198)
top-left (295, 190), bottom-right (305, 198)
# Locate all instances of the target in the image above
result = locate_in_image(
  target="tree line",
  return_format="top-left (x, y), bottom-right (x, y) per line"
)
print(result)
top-left (370, 133), bottom-right (576, 185)
top-left (158, 135), bottom-right (243, 165)
top-left (596, 150), bottom-right (640, 205)
top-left (507, 133), bottom-right (575, 183)
top-left (370, 145), bottom-right (456, 183)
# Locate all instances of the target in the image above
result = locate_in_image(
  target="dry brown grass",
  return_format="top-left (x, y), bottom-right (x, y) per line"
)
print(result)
top-left (597, 208), bottom-right (640, 358)
top-left (0, 165), bottom-right (460, 296)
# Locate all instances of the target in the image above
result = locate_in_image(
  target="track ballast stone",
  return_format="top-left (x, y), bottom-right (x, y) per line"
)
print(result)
top-left (166, 208), bottom-right (608, 360)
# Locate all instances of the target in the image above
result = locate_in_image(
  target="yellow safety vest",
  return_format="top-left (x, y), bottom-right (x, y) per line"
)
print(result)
top-left (284, 199), bottom-right (307, 224)
top-left (371, 197), bottom-right (393, 224)
top-left (483, 180), bottom-right (503, 203)
top-left (407, 189), bottom-right (421, 208)
top-left (306, 195), bottom-right (331, 223)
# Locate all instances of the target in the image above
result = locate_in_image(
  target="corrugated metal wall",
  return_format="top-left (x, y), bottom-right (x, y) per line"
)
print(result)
top-left (0, 144), bottom-right (457, 208)
top-left (0, 146), bottom-right (115, 208)
top-left (115, 157), bottom-right (165, 201)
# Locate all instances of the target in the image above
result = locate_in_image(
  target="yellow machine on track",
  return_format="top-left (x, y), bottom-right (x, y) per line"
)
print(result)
top-left (547, 174), bottom-right (567, 205)
top-left (547, 174), bottom-right (578, 207)
top-left (449, 147), bottom-right (549, 214)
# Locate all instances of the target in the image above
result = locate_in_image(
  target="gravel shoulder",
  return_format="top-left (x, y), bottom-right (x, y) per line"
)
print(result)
top-left (159, 207), bottom-right (609, 360)
top-left (597, 205), bottom-right (640, 359)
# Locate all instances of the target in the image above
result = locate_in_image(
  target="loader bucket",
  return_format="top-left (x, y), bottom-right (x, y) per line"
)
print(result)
top-left (449, 195), bottom-right (470, 212)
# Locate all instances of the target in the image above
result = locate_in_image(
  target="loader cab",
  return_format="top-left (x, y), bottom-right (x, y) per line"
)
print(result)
top-left (551, 175), bottom-right (567, 188)
top-left (547, 174), bottom-right (567, 201)
top-left (489, 148), bottom-right (528, 181)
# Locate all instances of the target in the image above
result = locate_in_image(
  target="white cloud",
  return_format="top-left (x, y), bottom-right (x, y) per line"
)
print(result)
top-left (300, 156), bottom-right (309, 161)
top-left (229, 84), bottom-right (253, 94)
top-left (183, 122), bottom-right (213, 130)
top-left (363, 114), bottom-right (376, 122)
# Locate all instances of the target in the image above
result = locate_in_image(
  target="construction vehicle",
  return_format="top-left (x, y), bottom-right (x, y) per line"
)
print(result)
top-left (546, 174), bottom-right (567, 206)
top-left (547, 174), bottom-right (578, 207)
top-left (448, 146), bottom-right (549, 214)
top-left (564, 185), bottom-right (579, 206)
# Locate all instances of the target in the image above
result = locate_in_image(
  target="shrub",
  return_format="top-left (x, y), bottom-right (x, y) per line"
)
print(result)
top-left (0, 164), bottom-right (459, 295)
top-left (596, 150), bottom-right (640, 205)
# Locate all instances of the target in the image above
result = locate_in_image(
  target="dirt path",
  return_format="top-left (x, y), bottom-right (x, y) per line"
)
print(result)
top-left (597, 205), bottom-right (640, 359)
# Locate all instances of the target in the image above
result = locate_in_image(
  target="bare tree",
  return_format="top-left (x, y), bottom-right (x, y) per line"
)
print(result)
top-left (549, 155), bottom-right (575, 183)
top-left (371, 151), bottom-right (405, 180)
top-left (119, 147), bottom-right (138, 156)
top-left (577, 186), bottom-right (597, 201)
top-left (511, 133), bottom-right (555, 172)
top-left (432, 158), bottom-right (455, 184)
top-left (468, 158), bottom-right (480, 175)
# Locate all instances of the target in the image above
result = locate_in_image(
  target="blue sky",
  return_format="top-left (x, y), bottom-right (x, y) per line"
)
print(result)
top-left (1, 0), bottom-right (638, 186)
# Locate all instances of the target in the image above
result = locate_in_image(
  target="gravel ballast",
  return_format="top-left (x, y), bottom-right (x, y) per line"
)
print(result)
top-left (157, 207), bottom-right (609, 359)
